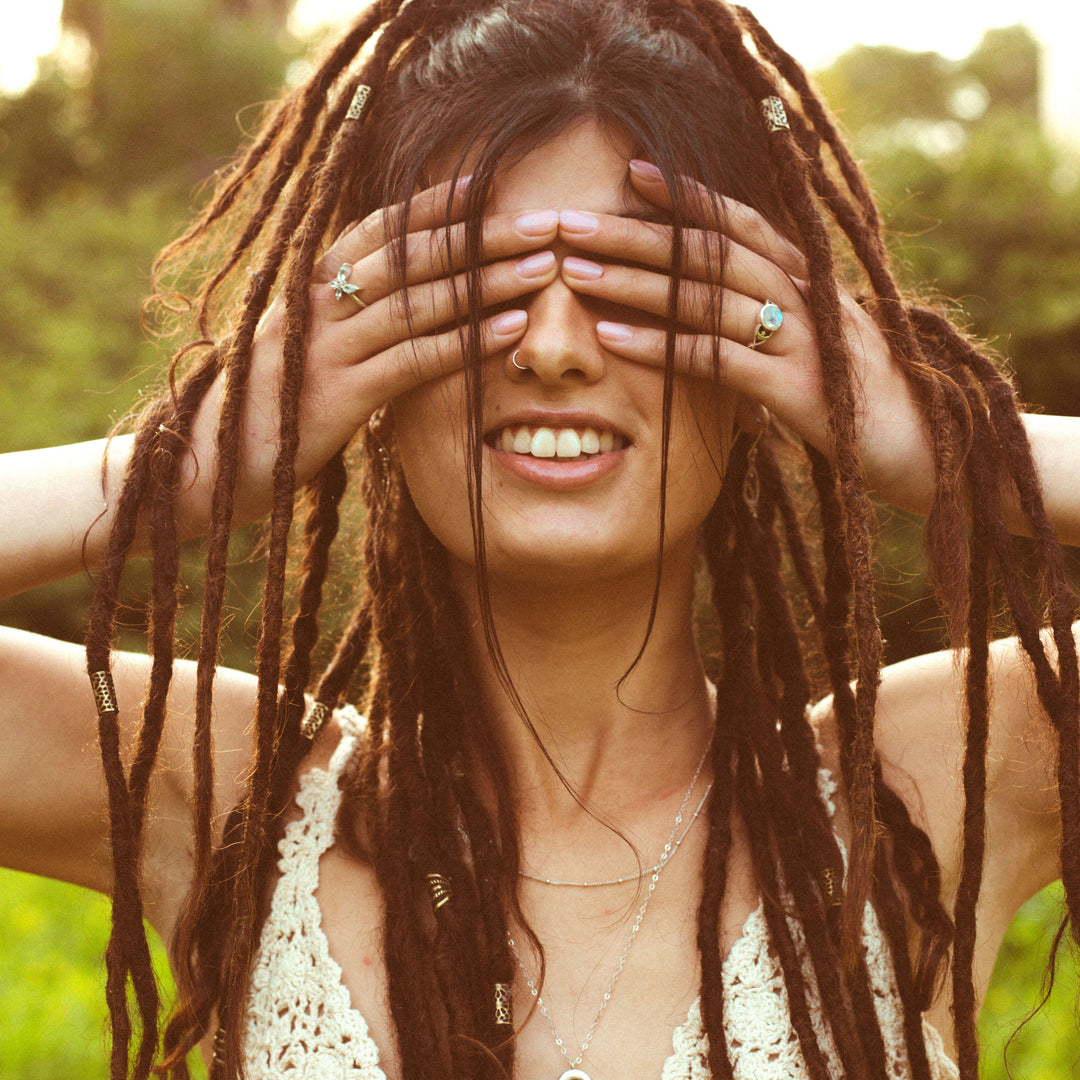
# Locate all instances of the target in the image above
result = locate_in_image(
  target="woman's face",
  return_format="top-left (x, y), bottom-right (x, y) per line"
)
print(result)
top-left (392, 119), bottom-right (733, 587)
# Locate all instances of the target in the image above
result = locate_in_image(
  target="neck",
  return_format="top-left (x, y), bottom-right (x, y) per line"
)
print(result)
top-left (449, 540), bottom-right (715, 825)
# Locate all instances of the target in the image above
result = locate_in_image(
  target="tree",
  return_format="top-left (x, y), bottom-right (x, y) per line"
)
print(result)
top-left (1, 0), bottom-right (298, 205)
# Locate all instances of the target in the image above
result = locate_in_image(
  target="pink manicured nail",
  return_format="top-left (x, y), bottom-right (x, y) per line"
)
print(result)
top-left (455, 174), bottom-right (474, 192)
top-left (559, 209), bottom-right (600, 233)
top-left (491, 309), bottom-right (527, 335)
top-left (515, 209), bottom-right (559, 236)
top-left (629, 159), bottom-right (663, 181)
top-left (562, 256), bottom-right (604, 280)
top-left (516, 251), bottom-right (556, 278)
top-left (596, 321), bottom-right (633, 343)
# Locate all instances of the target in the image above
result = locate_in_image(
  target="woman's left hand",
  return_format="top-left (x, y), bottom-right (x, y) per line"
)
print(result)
top-left (555, 160), bottom-right (938, 514)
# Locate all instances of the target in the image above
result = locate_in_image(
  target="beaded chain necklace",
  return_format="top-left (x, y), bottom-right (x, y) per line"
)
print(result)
top-left (507, 743), bottom-right (713, 1080)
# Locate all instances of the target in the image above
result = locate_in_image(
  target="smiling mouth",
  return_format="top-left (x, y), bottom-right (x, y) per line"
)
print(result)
top-left (489, 425), bottom-right (627, 460)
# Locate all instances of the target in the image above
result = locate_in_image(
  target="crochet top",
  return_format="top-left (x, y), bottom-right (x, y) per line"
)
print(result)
top-left (244, 706), bottom-right (960, 1079)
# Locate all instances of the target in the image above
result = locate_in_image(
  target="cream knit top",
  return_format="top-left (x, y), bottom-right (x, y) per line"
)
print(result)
top-left (243, 706), bottom-right (959, 1079)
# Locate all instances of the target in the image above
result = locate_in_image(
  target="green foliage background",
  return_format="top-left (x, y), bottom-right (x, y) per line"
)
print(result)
top-left (0, 4), bottom-right (1078, 1075)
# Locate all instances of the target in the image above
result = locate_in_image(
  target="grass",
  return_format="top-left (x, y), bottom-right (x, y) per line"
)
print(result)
top-left (0, 869), bottom-right (1075, 1076)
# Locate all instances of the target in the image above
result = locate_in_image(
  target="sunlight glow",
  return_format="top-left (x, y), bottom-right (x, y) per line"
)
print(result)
top-left (2, 0), bottom-right (1078, 141)
top-left (0, 2), bottom-right (64, 94)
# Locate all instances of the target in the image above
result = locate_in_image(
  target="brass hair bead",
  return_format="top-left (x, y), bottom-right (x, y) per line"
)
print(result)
top-left (494, 982), bottom-right (513, 1026)
top-left (822, 866), bottom-right (842, 907)
top-left (760, 95), bottom-right (790, 133)
top-left (426, 872), bottom-right (453, 910)
top-left (301, 701), bottom-right (331, 741)
top-left (345, 84), bottom-right (372, 122)
top-left (89, 670), bottom-right (118, 715)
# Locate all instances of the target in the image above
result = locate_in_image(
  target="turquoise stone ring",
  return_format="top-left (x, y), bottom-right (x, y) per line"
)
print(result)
top-left (749, 300), bottom-right (783, 348)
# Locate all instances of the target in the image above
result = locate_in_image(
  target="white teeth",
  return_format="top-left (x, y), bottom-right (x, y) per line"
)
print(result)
top-left (495, 424), bottom-right (625, 459)
top-left (530, 428), bottom-right (557, 458)
top-left (555, 429), bottom-right (582, 458)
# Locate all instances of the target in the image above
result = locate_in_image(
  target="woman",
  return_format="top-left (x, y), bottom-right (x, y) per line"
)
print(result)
top-left (1, 0), bottom-right (1078, 1078)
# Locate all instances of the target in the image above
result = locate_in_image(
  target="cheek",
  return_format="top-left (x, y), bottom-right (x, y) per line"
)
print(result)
top-left (666, 384), bottom-right (733, 511)
top-left (391, 383), bottom-right (475, 557)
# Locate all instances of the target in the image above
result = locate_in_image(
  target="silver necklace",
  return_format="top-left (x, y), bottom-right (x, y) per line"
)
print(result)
top-left (518, 787), bottom-right (710, 886)
top-left (507, 746), bottom-right (713, 1080)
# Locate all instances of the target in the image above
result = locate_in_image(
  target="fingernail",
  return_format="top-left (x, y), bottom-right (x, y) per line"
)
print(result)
top-left (492, 309), bottom-right (527, 335)
top-left (559, 209), bottom-right (599, 234)
top-left (455, 174), bottom-right (473, 192)
top-left (629, 159), bottom-right (663, 181)
top-left (515, 209), bottom-right (559, 236)
top-left (516, 251), bottom-right (556, 278)
top-left (562, 256), bottom-right (604, 281)
top-left (596, 321), bottom-right (633, 343)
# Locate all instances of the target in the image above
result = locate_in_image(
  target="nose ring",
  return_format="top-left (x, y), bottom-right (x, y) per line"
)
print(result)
top-left (510, 350), bottom-right (531, 372)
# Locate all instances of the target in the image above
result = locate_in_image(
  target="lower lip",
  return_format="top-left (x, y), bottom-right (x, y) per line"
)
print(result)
top-left (488, 446), bottom-right (626, 489)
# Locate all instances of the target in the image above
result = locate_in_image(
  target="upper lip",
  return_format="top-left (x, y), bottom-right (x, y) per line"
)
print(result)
top-left (483, 408), bottom-right (630, 441)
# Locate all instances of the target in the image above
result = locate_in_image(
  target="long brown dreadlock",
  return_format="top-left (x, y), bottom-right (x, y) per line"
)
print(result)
top-left (84, 1), bottom-right (1079, 1078)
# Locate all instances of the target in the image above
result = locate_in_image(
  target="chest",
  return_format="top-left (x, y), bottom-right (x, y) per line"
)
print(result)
top-left (313, 825), bottom-right (764, 1080)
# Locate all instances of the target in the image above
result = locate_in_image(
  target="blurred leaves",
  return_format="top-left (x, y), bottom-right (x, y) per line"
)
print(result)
top-left (3, 0), bottom-right (297, 206)
top-left (820, 26), bottom-right (1080, 416)
top-left (0, 0), bottom-right (297, 657)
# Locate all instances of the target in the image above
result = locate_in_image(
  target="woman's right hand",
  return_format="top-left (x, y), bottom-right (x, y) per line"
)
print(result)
top-left (191, 177), bottom-right (559, 526)
top-left (0, 180), bottom-right (558, 597)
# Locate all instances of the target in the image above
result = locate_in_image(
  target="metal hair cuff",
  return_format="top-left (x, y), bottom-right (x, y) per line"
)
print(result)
top-left (494, 982), bottom-right (513, 1026)
top-left (89, 670), bottom-right (118, 716)
top-left (301, 701), bottom-right (331, 740)
top-left (426, 872), bottom-right (453, 910)
top-left (345, 84), bottom-right (371, 122)
top-left (822, 866), bottom-right (843, 907)
top-left (760, 95), bottom-right (790, 132)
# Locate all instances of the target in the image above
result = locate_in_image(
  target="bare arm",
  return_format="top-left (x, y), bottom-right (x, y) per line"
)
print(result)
top-left (0, 627), bottom-right (258, 931)
top-left (1018, 413), bottom-right (1080, 547)
top-left (0, 437), bottom-right (135, 600)
top-left (0, 187), bottom-right (553, 907)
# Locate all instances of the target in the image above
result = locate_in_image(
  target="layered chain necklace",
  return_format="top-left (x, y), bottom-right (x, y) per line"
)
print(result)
top-left (507, 743), bottom-right (713, 1080)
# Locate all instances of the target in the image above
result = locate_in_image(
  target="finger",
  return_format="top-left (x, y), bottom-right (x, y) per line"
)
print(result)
top-left (326, 208), bottom-right (559, 314)
top-left (561, 256), bottom-right (783, 344)
top-left (342, 308), bottom-right (529, 405)
top-left (626, 159), bottom-right (806, 278)
top-left (559, 209), bottom-right (799, 314)
top-left (314, 175), bottom-right (475, 286)
top-left (593, 320), bottom-right (780, 398)
top-left (321, 250), bottom-right (557, 360)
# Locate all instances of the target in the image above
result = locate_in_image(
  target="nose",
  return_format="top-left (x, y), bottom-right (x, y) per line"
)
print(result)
top-left (505, 277), bottom-right (605, 386)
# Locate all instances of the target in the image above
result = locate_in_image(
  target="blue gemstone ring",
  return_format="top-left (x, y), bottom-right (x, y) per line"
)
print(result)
top-left (748, 300), bottom-right (783, 349)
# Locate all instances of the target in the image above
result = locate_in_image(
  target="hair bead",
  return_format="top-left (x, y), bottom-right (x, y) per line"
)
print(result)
top-left (211, 1026), bottom-right (226, 1065)
top-left (301, 700), bottom-right (332, 740)
top-left (345, 84), bottom-right (372, 122)
top-left (494, 982), bottom-right (513, 1026)
top-left (89, 670), bottom-right (119, 716)
top-left (759, 95), bottom-right (790, 132)
top-left (822, 866), bottom-right (842, 907)
top-left (425, 872), bottom-right (453, 910)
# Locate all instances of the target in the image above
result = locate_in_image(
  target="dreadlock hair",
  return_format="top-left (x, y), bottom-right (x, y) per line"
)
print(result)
top-left (84, 0), bottom-right (1079, 1077)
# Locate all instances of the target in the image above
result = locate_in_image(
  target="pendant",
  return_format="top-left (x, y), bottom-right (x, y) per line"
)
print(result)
top-left (558, 1071), bottom-right (591, 1080)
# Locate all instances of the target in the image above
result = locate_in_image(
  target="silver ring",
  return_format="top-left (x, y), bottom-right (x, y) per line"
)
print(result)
top-left (510, 350), bottom-right (530, 371)
top-left (330, 262), bottom-right (366, 307)
top-left (748, 300), bottom-right (783, 349)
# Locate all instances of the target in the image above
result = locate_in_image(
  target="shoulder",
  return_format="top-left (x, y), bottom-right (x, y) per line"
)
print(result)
top-left (809, 634), bottom-right (1062, 908)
